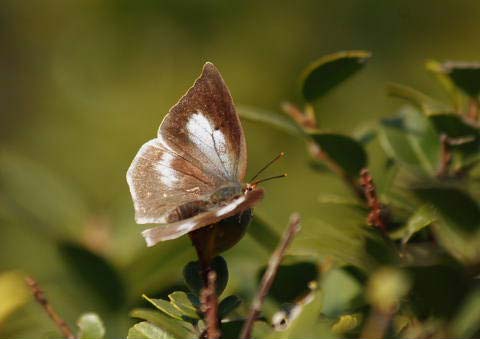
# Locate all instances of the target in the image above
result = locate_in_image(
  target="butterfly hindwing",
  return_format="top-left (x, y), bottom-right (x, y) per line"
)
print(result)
top-left (142, 188), bottom-right (264, 246)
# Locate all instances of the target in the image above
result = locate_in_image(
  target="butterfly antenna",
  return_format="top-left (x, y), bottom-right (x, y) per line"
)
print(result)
top-left (251, 173), bottom-right (287, 186)
top-left (249, 152), bottom-right (285, 182)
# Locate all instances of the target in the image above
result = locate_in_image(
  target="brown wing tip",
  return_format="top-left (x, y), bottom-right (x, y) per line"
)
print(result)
top-left (201, 62), bottom-right (221, 77)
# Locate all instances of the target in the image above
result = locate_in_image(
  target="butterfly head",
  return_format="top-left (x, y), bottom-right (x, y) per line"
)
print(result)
top-left (244, 152), bottom-right (287, 193)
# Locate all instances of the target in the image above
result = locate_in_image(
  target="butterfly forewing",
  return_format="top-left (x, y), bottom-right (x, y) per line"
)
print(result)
top-left (159, 62), bottom-right (247, 182)
top-left (127, 63), bottom-right (248, 224)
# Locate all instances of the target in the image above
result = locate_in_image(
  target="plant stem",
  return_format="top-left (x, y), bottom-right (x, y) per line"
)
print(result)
top-left (360, 169), bottom-right (387, 232)
top-left (200, 271), bottom-right (221, 339)
top-left (436, 134), bottom-right (452, 178)
top-left (360, 306), bottom-right (394, 339)
top-left (468, 97), bottom-right (479, 121)
top-left (25, 276), bottom-right (76, 339)
top-left (239, 213), bottom-right (301, 339)
top-left (189, 228), bottom-right (215, 286)
top-left (281, 102), bottom-right (316, 129)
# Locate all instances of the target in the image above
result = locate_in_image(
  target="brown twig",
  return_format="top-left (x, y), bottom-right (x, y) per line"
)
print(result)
top-left (240, 213), bottom-right (301, 339)
top-left (25, 276), bottom-right (76, 339)
top-left (360, 169), bottom-right (387, 232)
top-left (200, 271), bottom-right (221, 339)
top-left (437, 134), bottom-right (453, 178)
top-left (282, 102), bottom-right (365, 201)
top-left (436, 134), bottom-right (476, 178)
top-left (281, 102), bottom-right (316, 129)
top-left (360, 306), bottom-right (395, 339)
top-left (468, 97), bottom-right (479, 121)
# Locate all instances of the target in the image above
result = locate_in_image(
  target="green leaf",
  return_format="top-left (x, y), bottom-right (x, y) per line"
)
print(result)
top-left (0, 271), bottom-right (30, 324)
top-left (218, 295), bottom-right (242, 318)
top-left (58, 241), bottom-right (126, 310)
top-left (290, 216), bottom-right (398, 272)
top-left (77, 313), bottom-right (105, 339)
top-left (257, 261), bottom-right (318, 304)
top-left (451, 287), bottom-right (480, 338)
top-left (386, 82), bottom-right (447, 115)
top-left (309, 132), bottom-right (368, 177)
top-left (127, 322), bottom-right (176, 339)
top-left (322, 267), bottom-right (364, 317)
top-left (426, 60), bottom-right (464, 110)
top-left (238, 105), bottom-right (305, 137)
top-left (142, 295), bottom-right (183, 321)
top-left (414, 187), bottom-right (480, 264)
top-left (246, 215), bottom-right (280, 254)
top-left (182, 262), bottom-right (203, 296)
top-left (331, 314), bottom-right (361, 335)
top-left (183, 256), bottom-right (228, 296)
top-left (301, 50), bottom-right (371, 102)
top-left (442, 61), bottom-right (480, 98)
top-left (428, 113), bottom-right (480, 160)
top-left (276, 291), bottom-right (335, 339)
top-left (378, 107), bottom-right (441, 175)
top-left (407, 265), bottom-right (469, 318)
top-left (389, 205), bottom-right (436, 244)
top-left (168, 292), bottom-right (199, 320)
top-left (130, 309), bottom-right (194, 339)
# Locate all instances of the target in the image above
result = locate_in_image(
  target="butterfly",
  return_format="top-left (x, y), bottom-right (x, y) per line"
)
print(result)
top-left (127, 62), bottom-right (283, 256)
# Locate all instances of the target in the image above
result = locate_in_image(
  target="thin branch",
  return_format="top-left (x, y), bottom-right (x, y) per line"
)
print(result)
top-left (240, 213), bottom-right (301, 339)
top-left (468, 97), bottom-right (479, 121)
top-left (200, 271), bottom-right (220, 339)
top-left (282, 102), bottom-right (365, 200)
top-left (436, 134), bottom-right (476, 178)
top-left (360, 169), bottom-right (387, 232)
top-left (360, 307), bottom-right (394, 339)
top-left (281, 102), bottom-right (316, 129)
top-left (436, 134), bottom-right (453, 178)
top-left (25, 276), bottom-right (76, 339)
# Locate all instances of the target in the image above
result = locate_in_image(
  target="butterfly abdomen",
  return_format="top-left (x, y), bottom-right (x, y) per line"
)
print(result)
top-left (166, 200), bottom-right (208, 223)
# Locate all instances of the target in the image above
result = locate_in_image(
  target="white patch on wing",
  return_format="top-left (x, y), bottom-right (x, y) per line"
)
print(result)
top-left (186, 111), bottom-right (233, 176)
top-left (178, 220), bottom-right (198, 232)
top-left (214, 195), bottom-right (246, 217)
top-left (142, 219), bottom-right (198, 246)
top-left (155, 152), bottom-right (179, 187)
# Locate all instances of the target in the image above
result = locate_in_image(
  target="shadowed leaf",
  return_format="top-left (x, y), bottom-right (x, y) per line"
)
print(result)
top-left (257, 261), bottom-right (318, 304)
top-left (442, 62), bottom-right (480, 97)
top-left (218, 295), bottom-right (242, 318)
top-left (414, 187), bottom-right (480, 264)
top-left (58, 242), bottom-right (126, 310)
top-left (183, 256), bottom-right (228, 296)
top-left (309, 132), bottom-right (367, 177)
top-left (301, 50), bottom-right (371, 102)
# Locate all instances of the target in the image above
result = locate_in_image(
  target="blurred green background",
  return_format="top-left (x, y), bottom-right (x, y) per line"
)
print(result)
top-left (1, 1), bottom-right (480, 337)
